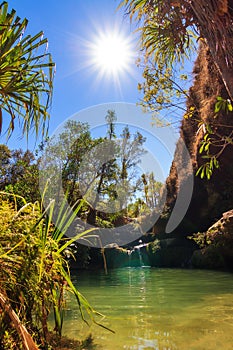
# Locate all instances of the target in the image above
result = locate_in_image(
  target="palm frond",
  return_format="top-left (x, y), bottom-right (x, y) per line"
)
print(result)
top-left (0, 2), bottom-right (55, 139)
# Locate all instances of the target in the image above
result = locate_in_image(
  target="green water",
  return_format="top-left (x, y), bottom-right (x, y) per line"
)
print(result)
top-left (62, 268), bottom-right (233, 349)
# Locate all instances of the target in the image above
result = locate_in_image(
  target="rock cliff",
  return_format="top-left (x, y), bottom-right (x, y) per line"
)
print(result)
top-left (159, 41), bottom-right (233, 237)
top-left (151, 42), bottom-right (233, 269)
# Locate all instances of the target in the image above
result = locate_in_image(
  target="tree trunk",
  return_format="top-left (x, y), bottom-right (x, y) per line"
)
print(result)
top-left (191, 0), bottom-right (233, 100)
top-left (206, 40), bottom-right (233, 101)
top-left (87, 206), bottom-right (97, 226)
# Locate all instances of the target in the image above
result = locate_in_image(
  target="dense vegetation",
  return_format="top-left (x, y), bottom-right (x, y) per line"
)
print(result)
top-left (1, 0), bottom-right (233, 348)
top-left (0, 193), bottom-right (103, 349)
top-left (0, 2), bottom-right (98, 348)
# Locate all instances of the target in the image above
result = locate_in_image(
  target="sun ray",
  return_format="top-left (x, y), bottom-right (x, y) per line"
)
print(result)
top-left (92, 32), bottom-right (132, 74)
top-left (66, 21), bottom-right (139, 96)
top-left (87, 25), bottom-right (136, 83)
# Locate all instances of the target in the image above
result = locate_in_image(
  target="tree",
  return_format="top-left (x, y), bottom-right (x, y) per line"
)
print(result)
top-left (105, 109), bottom-right (117, 140)
top-left (119, 126), bottom-right (146, 181)
top-left (82, 111), bottom-right (148, 224)
top-left (39, 119), bottom-right (106, 229)
top-left (5, 148), bottom-right (40, 203)
top-left (0, 144), bottom-right (11, 188)
top-left (43, 111), bottom-right (148, 226)
top-left (0, 144), bottom-right (40, 204)
top-left (56, 120), bottom-right (98, 203)
top-left (83, 110), bottom-right (119, 225)
top-left (141, 172), bottom-right (163, 208)
top-left (93, 110), bottom-right (118, 204)
top-left (117, 125), bottom-right (146, 209)
top-left (121, 0), bottom-right (233, 101)
top-left (0, 4), bottom-right (106, 349)
top-left (0, 2), bottom-right (54, 138)
top-left (120, 0), bottom-right (233, 177)
top-left (120, 0), bottom-right (196, 123)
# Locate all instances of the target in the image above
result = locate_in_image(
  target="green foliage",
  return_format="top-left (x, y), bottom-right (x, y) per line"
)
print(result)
top-left (196, 156), bottom-right (219, 180)
top-left (96, 216), bottom-right (114, 228)
top-left (196, 129), bottom-right (219, 179)
top-left (189, 220), bottom-right (233, 270)
top-left (120, 0), bottom-right (196, 65)
top-left (121, 1), bottom-right (233, 179)
top-left (0, 192), bottom-right (108, 349)
top-left (0, 2), bottom-right (55, 138)
top-left (0, 144), bottom-right (11, 185)
top-left (214, 96), bottom-right (233, 114)
top-left (141, 172), bottom-right (163, 208)
top-left (196, 96), bottom-right (233, 179)
top-left (188, 231), bottom-right (210, 249)
top-left (137, 58), bottom-right (190, 123)
top-left (41, 120), bottom-right (101, 206)
top-left (105, 109), bottom-right (117, 140)
top-left (127, 197), bottom-right (151, 217)
top-left (43, 114), bottom-right (148, 227)
top-left (0, 144), bottom-right (40, 204)
top-left (148, 239), bottom-right (161, 254)
top-left (120, 0), bottom-right (196, 121)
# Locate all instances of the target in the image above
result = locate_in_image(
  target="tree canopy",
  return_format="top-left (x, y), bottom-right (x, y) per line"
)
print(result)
top-left (120, 0), bottom-right (233, 107)
top-left (40, 113), bottom-right (154, 227)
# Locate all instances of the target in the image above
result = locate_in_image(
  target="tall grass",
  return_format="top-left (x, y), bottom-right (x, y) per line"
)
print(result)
top-left (0, 192), bottom-right (110, 350)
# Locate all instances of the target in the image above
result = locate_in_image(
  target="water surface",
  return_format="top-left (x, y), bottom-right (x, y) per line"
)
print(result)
top-left (62, 268), bottom-right (233, 349)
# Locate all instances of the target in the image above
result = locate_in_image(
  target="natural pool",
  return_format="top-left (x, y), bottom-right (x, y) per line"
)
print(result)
top-left (62, 268), bottom-right (233, 349)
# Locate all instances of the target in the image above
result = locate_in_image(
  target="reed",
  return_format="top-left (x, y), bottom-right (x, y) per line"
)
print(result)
top-left (0, 191), bottom-right (109, 349)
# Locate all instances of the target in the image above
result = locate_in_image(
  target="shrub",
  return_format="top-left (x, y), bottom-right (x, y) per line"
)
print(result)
top-left (0, 193), bottom-right (105, 349)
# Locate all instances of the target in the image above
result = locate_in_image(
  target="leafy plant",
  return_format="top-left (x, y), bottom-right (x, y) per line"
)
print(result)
top-left (119, 0), bottom-right (196, 124)
top-left (120, 0), bottom-right (233, 103)
top-left (196, 97), bottom-right (233, 179)
top-left (0, 2), bottom-right (55, 138)
top-left (0, 192), bottom-right (111, 349)
top-left (196, 131), bottom-right (219, 180)
top-left (214, 96), bottom-right (233, 114)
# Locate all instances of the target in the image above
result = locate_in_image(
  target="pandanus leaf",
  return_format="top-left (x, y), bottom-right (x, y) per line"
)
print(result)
top-left (0, 2), bottom-right (55, 139)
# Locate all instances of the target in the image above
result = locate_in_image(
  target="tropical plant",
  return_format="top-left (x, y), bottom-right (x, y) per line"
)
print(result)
top-left (0, 144), bottom-right (41, 204)
top-left (119, 0), bottom-right (197, 124)
top-left (137, 63), bottom-right (191, 125)
top-left (196, 97), bottom-right (233, 179)
top-left (141, 172), bottom-right (163, 208)
top-left (0, 1), bottom-right (54, 138)
top-left (0, 192), bottom-right (110, 349)
top-left (120, 0), bottom-right (233, 176)
top-left (120, 0), bottom-right (233, 101)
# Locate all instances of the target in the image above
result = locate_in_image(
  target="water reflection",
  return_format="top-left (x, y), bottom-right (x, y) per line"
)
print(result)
top-left (62, 268), bottom-right (233, 350)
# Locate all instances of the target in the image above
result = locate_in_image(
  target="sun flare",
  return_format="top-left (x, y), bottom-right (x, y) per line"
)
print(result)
top-left (88, 28), bottom-right (135, 80)
top-left (93, 33), bottom-right (132, 74)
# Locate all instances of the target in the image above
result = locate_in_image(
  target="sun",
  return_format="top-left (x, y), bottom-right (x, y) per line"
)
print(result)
top-left (88, 27), bottom-right (135, 81)
top-left (92, 32), bottom-right (132, 75)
